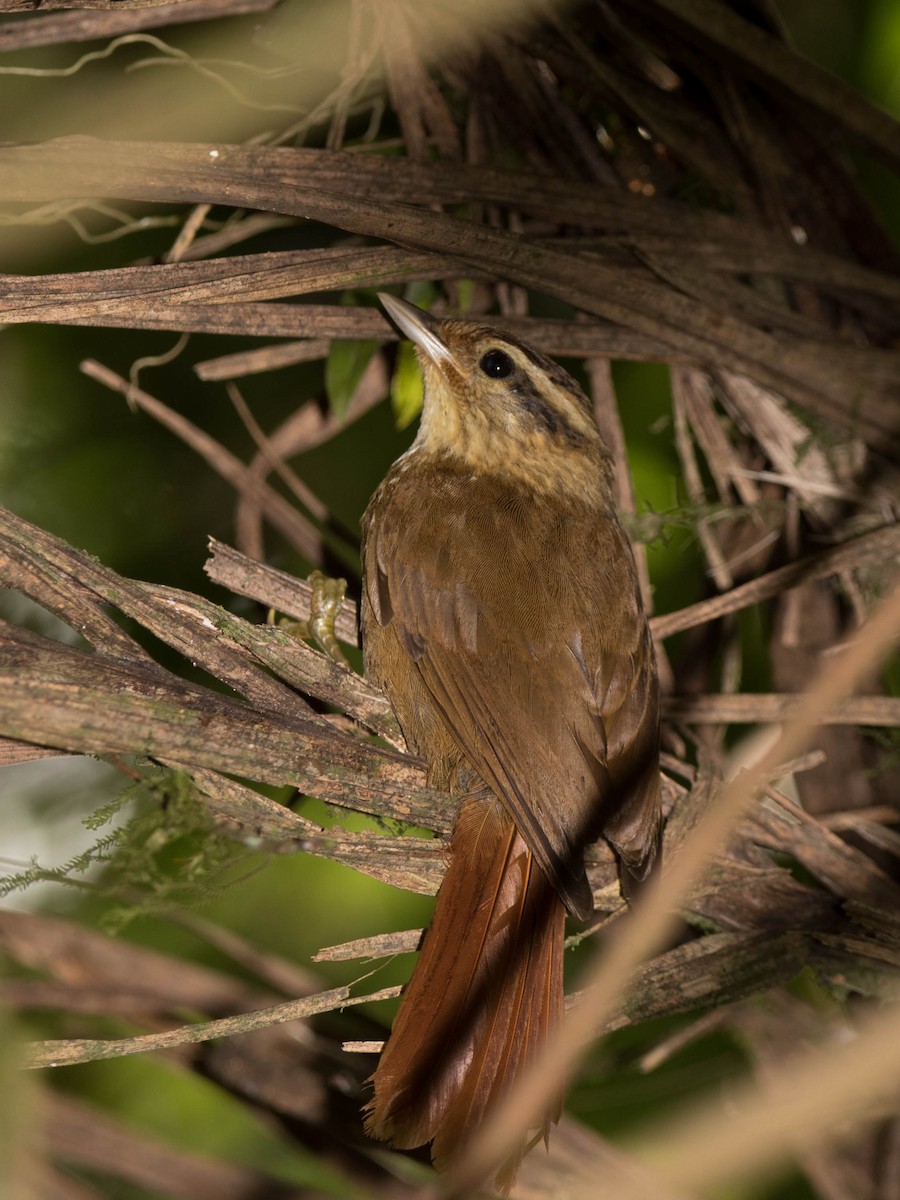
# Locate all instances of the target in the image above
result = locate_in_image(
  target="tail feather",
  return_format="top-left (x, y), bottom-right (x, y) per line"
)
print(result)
top-left (365, 797), bottom-right (565, 1191)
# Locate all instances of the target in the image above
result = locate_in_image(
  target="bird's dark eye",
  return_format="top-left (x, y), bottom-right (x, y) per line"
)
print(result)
top-left (479, 349), bottom-right (514, 379)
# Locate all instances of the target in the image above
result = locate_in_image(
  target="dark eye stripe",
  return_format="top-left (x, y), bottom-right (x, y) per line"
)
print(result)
top-left (514, 377), bottom-right (587, 447)
top-left (515, 379), bottom-right (560, 434)
top-left (509, 340), bottom-right (593, 416)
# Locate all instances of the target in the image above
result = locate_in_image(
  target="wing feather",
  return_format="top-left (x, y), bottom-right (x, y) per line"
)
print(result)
top-left (362, 464), bottom-right (660, 915)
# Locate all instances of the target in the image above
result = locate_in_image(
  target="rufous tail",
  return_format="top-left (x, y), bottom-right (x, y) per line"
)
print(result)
top-left (364, 796), bottom-right (566, 1192)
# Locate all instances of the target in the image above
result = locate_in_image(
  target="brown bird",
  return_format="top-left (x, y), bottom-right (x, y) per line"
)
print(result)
top-left (360, 294), bottom-right (661, 1191)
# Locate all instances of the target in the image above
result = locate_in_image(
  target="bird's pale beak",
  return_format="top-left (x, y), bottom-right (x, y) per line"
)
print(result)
top-left (378, 293), bottom-right (459, 371)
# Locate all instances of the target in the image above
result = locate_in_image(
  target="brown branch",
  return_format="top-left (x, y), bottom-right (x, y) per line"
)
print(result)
top-left (17, 928), bottom-right (817, 1073)
top-left (194, 338), bottom-right (332, 382)
top-left (0, 0), bottom-right (278, 47)
top-left (0, 620), bottom-right (440, 828)
top-left (662, 693), bottom-right (900, 726)
top-left (0, 506), bottom-right (312, 717)
top-left (651, 523), bottom-right (900, 639)
top-left (1, 2), bottom-right (202, 10)
top-left (2, 254), bottom-right (679, 361)
top-left (3, 138), bottom-right (898, 448)
top-left (23, 982), bottom-right (403, 1070)
top-left (746, 792), bottom-right (900, 911)
top-left (189, 767), bottom-right (444, 894)
top-left (0, 736), bottom-right (69, 765)
top-left (145, 580), bottom-right (399, 744)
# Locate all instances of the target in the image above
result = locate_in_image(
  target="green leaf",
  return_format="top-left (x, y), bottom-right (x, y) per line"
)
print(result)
top-left (324, 338), bottom-right (378, 419)
top-left (390, 340), bottom-right (424, 430)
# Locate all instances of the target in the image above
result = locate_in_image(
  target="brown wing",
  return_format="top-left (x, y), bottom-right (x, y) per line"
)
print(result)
top-left (362, 463), bottom-right (660, 919)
